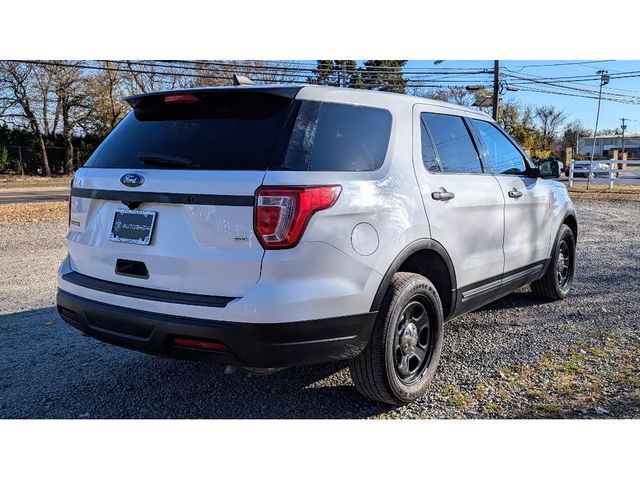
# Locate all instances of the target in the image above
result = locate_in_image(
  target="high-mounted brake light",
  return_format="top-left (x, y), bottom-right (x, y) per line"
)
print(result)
top-left (163, 93), bottom-right (201, 104)
top-left (254, 185), bottom-right (341, 249)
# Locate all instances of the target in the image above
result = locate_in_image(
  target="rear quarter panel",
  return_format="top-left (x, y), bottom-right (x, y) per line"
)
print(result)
top-left (261, 98), bottom-right (430, 281)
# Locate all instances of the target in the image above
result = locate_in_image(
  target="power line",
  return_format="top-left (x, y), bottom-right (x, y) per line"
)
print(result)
top-left (515, 86), bottom-right (640, 105)
top-left (127, 59), bottom-right (494, 83)
top-left (165, 59), bottom-right (495, 73)
top-left (159, 60), bottom-right (492, 77)
top-left (500, 67), bottom-right (640, 96)
top-left (506, 60), bottom-right (614, 72)
top-left (8, 60), bottom-right (640, 106)
top-left (504, 67), bottom-right (640, 82)
top-left (9, 60), bottom-right (495, 90)
top-left (503, 72), bottom-right (640, 102)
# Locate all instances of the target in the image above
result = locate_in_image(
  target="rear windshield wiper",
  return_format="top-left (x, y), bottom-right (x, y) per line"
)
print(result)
top-left (138, 153), bottom-right (201, 168)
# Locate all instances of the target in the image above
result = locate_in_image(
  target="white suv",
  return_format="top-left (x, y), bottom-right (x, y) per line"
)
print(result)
top-left (57, 85), bottom-right (577, 405)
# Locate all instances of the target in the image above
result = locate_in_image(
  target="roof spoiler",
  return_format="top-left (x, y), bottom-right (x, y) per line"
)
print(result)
top-left (124, 85), bottom-right (302, 108)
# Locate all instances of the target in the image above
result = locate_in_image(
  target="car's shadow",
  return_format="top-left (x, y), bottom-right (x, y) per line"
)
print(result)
top-left (0, 307), bottom-right (394, 419)
top-left (476, 289), bottom-right (549, 312)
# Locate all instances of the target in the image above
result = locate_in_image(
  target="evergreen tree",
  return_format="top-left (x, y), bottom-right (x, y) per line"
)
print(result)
top-left (308, 60), bottom-right (358, 87)
top-left (360, 60), bottom-right (408, 93)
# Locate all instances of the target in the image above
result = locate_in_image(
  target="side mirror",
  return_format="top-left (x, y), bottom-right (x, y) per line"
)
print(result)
top-left (538, 160), bottom-right (562, 179)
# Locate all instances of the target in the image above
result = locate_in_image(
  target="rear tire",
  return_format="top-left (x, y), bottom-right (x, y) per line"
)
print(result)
top-left (348, 272), bottom-right (444, 405)
top-left (530, 224), bottom-right (576, 300)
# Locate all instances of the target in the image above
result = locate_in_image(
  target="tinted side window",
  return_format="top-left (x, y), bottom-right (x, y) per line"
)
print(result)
top-left (284, 102), bottom-right (392, 171)
top-left (421, 113), bottom-right (482, 173)
top-left (472, 119), bottom-right (526, 175)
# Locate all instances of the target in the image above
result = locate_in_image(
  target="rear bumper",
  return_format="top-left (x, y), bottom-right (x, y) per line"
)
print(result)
top-left (57, 289), bottom-right (376, 369)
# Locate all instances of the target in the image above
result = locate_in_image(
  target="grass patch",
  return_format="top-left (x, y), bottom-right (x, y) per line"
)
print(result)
top-left (470, 335), bottom-right (640, 418)
top-left (568, 184), bottom-right (640, 194)
top-left (568, 184), bottom-right (640, 202)
top-left (531, 403), bottom-right (561, 415)
top-left (0, 174), bottom-right (73, 189)
top-left (443, 386), bottom-right (473, 408)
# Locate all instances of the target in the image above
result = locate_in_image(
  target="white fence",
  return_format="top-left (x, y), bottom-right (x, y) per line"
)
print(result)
top-left (568, 159), bottom-right (640, 188)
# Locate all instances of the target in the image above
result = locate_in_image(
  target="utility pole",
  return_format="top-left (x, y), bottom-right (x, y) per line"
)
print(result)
top-left (492, 60), bottom-right (500, 121)
top-left (620, 118), bottom-right (628, 155)
top-left (587, 70), bottom-right (610, 190)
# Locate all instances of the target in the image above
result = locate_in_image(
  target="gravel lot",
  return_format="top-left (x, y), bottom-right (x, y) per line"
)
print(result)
top-left (0, 198), bottom-right (638, 419)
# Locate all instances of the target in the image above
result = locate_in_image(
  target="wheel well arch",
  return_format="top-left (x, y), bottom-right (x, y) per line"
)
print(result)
top-left (370, 239), bottom-right (457, 320)
top-left (563, 213), bottom-right (578, 242)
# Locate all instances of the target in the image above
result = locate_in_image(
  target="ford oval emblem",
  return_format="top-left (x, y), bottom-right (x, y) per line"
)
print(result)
top-left (120, 173), bottom-right (145, 188)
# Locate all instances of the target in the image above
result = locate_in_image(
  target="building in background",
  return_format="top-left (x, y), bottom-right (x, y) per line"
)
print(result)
top-left (578, 134), bottom-right (640, 157)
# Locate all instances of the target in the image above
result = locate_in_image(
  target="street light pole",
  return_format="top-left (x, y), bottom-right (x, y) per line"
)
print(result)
top-left (621, 118), bottom-right (627, 156)
top-left (492, 60), bottom-right (500, 121)
top-left (587, 70), bottom-right (610, 190)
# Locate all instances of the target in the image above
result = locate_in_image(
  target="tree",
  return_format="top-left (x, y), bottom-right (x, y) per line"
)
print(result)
top-left (427, 86), bottom-right (474, 106)
top-left (308, 60), bottom-right (359, 87)
top-left (0, 61), bottom-right (52, 176)
top-left (48, 61), bottom-right (91, 173)
top-left (81, 61), bottom-right (128, 138)
top-left (596, 128), bottom-right (622, 136)
top-left (499, 101), bottom-right (537, 151)
top-left (360, 60), bottom-right (407, 93)
top-left (534, 105), bottom-right (567, 151)
top-left (426, 86), bottom-right (492, 113)
top-left (238, 60), bottom-right (301, 84)
top-left (562, 120), bottom-right (591, 152)
top-left (0, 145), bottom-right (9, 172)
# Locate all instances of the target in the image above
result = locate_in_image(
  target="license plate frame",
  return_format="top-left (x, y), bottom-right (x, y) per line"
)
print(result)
top-left (108, 209), bottom-right (157, 246)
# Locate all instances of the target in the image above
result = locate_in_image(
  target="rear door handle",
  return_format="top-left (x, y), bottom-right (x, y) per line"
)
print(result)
top-left (508, 189), bottom-right (523, 198)
top-left (431, 190), bottom-right (455, 201)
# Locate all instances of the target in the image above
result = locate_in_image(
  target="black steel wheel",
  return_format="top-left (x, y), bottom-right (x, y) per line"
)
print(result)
top-left (349, 272), bottom-right (444, 405)
top-left (556, 239), bottom-right (571, 288)
top-left (393, 298), bottom-right (436, 384)
top-left (531, 224), bottom-right (576, 300)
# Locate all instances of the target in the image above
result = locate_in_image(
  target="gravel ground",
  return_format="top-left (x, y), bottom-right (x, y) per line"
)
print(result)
top-left (0, 198), bottom-right (638, 419)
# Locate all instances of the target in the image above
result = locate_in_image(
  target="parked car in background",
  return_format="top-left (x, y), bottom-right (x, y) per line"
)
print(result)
top-left (57, 85), bottom-right (578, 405)
top-left (565, 160), bottom-right (616, 178)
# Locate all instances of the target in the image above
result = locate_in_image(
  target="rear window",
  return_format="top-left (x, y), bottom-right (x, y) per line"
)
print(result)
top-left (84, 92), bottom-right (295, 170)
top-left (283, 102), bottom-right (392, 171)
top-left (84, 93), bottom-right (392, 172)
top-left (420, 112), bottom-right (482, 174)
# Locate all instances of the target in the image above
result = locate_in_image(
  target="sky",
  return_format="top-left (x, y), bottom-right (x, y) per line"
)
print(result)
top-left (405, 60), bottom-right (640, 133)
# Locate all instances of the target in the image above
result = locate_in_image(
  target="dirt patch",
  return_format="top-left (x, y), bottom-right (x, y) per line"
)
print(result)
top-left (0, 201), bottom-right (68, 224)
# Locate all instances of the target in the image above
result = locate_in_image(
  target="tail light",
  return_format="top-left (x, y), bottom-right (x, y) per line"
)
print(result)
top-left (254, 185), bottom-right (341, 249)
top-left (67, 176), bottom-right (74, 227)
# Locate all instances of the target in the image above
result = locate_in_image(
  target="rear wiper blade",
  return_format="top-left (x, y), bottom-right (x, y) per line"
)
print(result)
top-left (138, 153), bottom-right (201, 168)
